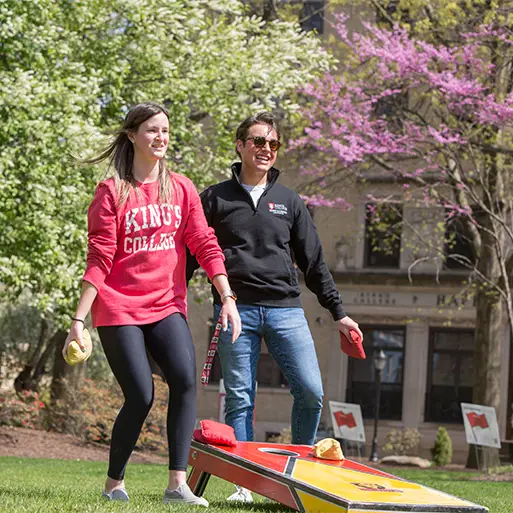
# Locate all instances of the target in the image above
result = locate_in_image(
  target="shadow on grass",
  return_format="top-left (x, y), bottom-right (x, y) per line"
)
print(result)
top-left (208, 501), bottom-right (288, 511)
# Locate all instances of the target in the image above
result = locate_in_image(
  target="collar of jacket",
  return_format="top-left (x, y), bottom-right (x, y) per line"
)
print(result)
top-left (230, 162), bottom-right (281, 190)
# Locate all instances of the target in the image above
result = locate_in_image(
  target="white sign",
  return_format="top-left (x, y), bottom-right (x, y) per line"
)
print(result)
top-left (329, 401), bottom-right (365, 443)
top-left (461, 403), bottom-right (501, 449)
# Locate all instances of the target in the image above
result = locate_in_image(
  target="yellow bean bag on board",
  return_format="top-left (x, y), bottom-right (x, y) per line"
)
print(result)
top-left (313, 438), bottom-right (345, 461)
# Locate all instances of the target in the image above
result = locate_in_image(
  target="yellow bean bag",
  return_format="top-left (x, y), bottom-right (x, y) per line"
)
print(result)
top-left (313, 438), bottom-right (344, 461)
top-left (64, 328), bottom-right (93, 366)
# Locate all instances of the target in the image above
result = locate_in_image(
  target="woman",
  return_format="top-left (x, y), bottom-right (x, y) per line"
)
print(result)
top-left (63, 102), bottom-right (240, 507)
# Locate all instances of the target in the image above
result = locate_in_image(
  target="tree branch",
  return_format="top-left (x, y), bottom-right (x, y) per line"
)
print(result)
top-left (368, 0), bottom-right (395, 27)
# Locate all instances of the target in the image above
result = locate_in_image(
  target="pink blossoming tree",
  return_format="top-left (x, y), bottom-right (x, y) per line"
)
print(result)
top-left (292, 12), bottom-right (513, 465)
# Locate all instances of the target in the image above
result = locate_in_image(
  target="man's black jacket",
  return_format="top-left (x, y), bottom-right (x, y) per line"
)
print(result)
top-left (186, 163), bottom-right (345, 321)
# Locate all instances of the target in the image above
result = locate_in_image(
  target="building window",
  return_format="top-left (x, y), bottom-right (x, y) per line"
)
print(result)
top-left (346, 326), bottom-right (405, 420)
top-left (373, 92), bottom-right (408, 132)
top-left (257, 351), bottom-right (289, 388)
top-left (300, 1), bottom-right (324, 34)
top-left (444, 215), bottom-right (478, 270)
top-left (207, 321), bottom-right (287, 388)
top-left (208, 351), bottom-right (288, 388)
top-left (364, 203), bottom-right (402, 268)
top-left (425, 329), bottom-right (474, 423)
top-left (376, 0), bottom-right (413, 27)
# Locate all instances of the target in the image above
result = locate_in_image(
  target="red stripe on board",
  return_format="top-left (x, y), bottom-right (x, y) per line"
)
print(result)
top-left (189, 446), bottom-right (299, 509)
top-left (199, 441), bottom-right (400, 480)
top-left (187, 466), bottom-right (203, 490)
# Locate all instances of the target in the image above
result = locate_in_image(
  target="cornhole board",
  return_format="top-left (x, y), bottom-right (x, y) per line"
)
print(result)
top-left (187, 440), bottom-right (488, 512)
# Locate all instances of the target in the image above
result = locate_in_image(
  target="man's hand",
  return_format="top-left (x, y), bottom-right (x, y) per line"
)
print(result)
top-left (220, 298), bottom-right (241, 343)
top-left (336, 315), bottom-right (363, 343)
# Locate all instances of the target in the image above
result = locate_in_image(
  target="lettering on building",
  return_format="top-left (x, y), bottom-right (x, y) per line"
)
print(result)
top-left (350, 291), bottom-right (476, 309)
top-left (352, 292), bottom-right (396, 306)
top-left (436, 294), bottom-right (477, 309)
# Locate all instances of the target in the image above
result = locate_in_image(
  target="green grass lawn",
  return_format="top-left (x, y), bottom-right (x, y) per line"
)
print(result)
top-left (0, 456), bottom-right (511, 512)
top-left (391, 467), bottom-right (513, 513)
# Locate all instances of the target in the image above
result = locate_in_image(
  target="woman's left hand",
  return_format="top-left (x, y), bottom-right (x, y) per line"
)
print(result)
top-left (220, 298), bottom-right (241, 343)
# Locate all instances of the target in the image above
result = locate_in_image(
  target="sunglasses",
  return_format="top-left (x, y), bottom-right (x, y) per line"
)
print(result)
top-left (246, 136), bottom-right (281, 152)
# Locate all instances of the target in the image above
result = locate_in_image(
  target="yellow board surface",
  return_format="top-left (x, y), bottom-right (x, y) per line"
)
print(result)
top-left (296, 491), bottom-right (348, 513)
top-left (292, 459), bottom-right (473, 507)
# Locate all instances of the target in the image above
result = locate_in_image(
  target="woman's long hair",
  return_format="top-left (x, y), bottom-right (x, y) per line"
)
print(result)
top-left (86, 102), bottom-right (173, 206)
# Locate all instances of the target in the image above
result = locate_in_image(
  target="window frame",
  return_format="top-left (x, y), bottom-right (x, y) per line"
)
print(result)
top-left (424, 328), bottom-right (475, 423)
top-left (300, 0), bottom-right (325, 34)
top-left (346, 325), bottom-right (406, 421)
top-left (363, 202), bottom-right (403, 269)
top-left (444, 215), bottom-right (478, 270)
top-left (206, 320), bottom-right (288, 389)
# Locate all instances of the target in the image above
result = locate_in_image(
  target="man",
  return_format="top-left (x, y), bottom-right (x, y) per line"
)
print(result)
top-left (187, 112), bottom-right (362, 503)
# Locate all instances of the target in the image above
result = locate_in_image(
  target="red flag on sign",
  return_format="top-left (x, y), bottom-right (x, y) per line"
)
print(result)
top-left (466, 412), bottom-right (489, 429)
top-left (334, 410), bottom-right (357, 428)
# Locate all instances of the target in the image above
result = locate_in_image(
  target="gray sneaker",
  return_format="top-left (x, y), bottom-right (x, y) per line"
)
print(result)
top-left (163, 484), bottom-right (209, 507)
top-left (102, 488), bottom-right (129, 501)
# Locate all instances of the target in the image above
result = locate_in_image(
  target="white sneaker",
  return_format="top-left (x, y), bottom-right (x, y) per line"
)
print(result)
top-left (226, 485), bottom-right (253, 503)
top-left (101, 488), bottom-right (129, 502)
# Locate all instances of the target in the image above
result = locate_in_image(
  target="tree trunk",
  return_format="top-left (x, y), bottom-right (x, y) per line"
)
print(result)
top-left (466, 267), bottom-right (503, 468)
top-left (263, 0), bottom-right (277, 21)
top-left (13, 318), bottom-right (49, 393)
top-left (31, 334), bottom-right (60, 386)
top-left (50, 330), bottom-right (84, 404)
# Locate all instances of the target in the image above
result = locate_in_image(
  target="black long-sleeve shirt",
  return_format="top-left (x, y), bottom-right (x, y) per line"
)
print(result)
top-left (186, 163), bottom-right (345, 320)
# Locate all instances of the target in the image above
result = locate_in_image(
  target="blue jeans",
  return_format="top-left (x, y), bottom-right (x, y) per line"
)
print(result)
top-left (214, 304), bottom-right (323, 445)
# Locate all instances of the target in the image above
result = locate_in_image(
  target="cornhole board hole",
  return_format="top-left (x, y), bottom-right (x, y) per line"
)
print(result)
top-left (187, 440), bottom-right (488, 512)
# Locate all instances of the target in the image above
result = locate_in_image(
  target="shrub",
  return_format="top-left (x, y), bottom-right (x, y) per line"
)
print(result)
top-left (45, 378), bottom-right (120, 442)
top-left (83, 330), bottom-right (114, 383)
top-left (489, 464), bottom-right (513, 475)
top-left (383, 428), bottom-right (421, 455)
top-left (0, 301), bottom-right (43, 385)
top-left (0, 389), bottom-right (45, 429)
top-left (267, 426), bottom-right (292, 444)
top-left (46, 376), bottom-right (170, 453)
top-left (431, 426), bottom-right (453, 466)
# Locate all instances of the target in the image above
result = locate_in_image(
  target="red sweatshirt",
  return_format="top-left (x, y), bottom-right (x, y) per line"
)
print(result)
top-left (83, 172), bottom-right (226, 328)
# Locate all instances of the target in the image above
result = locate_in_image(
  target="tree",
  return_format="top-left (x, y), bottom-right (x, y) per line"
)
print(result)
top-left (292, 8), bottom-right (513, 466)
top-left (0, 0), bottom-right (332, 397)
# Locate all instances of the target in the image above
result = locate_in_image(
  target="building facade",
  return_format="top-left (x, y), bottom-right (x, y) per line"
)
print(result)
top-left (186, 1), bottom-right (512, 464)
top-left (187, 173), bottom-right (512, 464)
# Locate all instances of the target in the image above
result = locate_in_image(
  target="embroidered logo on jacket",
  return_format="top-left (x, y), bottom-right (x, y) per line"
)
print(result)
top-left (268, 202), bottom-right (288, 215)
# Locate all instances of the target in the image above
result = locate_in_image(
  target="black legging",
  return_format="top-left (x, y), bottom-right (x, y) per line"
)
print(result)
top-left (98, 313), bottom-right (196, 480)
